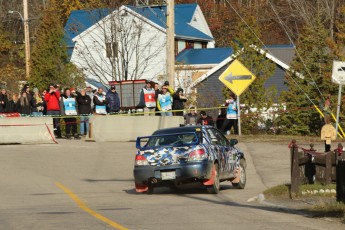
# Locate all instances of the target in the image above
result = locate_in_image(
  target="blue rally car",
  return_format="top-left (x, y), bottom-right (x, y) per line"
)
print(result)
top-left (133, 125), bottom-right (246, 194)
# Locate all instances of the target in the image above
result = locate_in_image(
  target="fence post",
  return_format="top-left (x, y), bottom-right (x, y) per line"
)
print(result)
top-left (336, 156), bottom-right (345, 203)
top-left (290, 140), bottom-right (300, 196)
top-left (325, 151), bottom-right (332, 184)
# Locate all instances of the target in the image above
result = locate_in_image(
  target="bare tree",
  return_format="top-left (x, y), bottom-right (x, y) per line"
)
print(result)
top-left (71, 7), bottom-right (166, 84)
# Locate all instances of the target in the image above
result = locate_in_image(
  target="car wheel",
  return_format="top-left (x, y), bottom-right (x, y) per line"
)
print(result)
top-left (206, 163), bottom-right (220, 194)
top-left (232, 159), bottom-right (246, 189)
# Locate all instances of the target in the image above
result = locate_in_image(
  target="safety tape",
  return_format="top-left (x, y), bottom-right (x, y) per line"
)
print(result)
top-left (1, 106), bottom-right (344, 133)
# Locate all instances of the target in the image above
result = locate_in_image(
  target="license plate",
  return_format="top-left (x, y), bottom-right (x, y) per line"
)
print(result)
top-left (161, 171), bottom-right (176, 180)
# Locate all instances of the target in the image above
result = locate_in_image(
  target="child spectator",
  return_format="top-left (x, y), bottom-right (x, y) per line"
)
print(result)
top-left (197, 111), bottom-right (215, 126)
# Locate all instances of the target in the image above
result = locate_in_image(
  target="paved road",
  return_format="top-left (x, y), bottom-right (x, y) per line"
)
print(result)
top-left (0, 140), bottom-right (343, 229)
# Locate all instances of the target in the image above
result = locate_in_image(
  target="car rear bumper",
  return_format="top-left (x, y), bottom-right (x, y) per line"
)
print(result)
top-left (133, 161), bottom-right (213, 185)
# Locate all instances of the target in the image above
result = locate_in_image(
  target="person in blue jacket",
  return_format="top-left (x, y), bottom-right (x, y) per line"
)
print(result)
top-left (221, 96), bottom-right (238, 135)
top-left (106, 85), bottom-right (120, 113)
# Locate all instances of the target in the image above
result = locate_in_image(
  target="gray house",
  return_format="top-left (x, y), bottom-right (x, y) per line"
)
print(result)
top-left (183, 45), bottom-right (296, 116)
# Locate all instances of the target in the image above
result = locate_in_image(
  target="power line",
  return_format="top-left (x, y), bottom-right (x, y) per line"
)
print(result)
top-left (268, 0), bottom-right (325, 100)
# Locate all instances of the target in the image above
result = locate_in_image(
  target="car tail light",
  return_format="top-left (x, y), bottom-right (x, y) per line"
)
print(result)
top-left (135, 155), bottom-right (149, 166)
top-left (189, 148), bottom-right (207, 161)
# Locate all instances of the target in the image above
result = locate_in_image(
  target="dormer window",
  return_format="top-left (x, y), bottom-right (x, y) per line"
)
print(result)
top-left (105, 41), bottom-right (118, 58)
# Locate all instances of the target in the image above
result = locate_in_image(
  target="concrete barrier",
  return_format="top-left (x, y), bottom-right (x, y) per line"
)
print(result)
top-left (87, 115), bottom-right (184, 142)
top-left (0, 117), bottom-right (55, 144)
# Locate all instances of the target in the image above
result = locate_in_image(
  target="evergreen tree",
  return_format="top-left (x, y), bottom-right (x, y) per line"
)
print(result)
top-left (228, 12), bottom-right (276, 134)
top-left (279, 13), bottom-right (338, 135)
top-left (30, 0), bottom-right (84, 90)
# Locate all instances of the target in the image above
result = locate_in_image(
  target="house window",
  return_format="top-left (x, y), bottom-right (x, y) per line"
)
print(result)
top-left (202, 43), bottom-right (207, 48)
top-left (177, 40), bottom-right (185, 53)
top-left (186, 41), bottom-right (194, 49)
top-left (105, 41), bottom-right (118, 58)
top-left (194, 42), bottom-right (202, 49)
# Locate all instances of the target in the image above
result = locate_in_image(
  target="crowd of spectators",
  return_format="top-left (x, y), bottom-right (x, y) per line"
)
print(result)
top-left (0, 81), bottom-right (239, 138)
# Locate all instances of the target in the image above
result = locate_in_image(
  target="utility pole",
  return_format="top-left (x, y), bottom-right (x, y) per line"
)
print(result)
top-left (23, 0), bottom-right (30, 79)
top-left (166, 0), bottom-right (175, 89)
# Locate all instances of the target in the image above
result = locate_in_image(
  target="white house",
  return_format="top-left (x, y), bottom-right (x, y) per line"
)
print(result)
top-left (64, 4), bottom-right (215, 89)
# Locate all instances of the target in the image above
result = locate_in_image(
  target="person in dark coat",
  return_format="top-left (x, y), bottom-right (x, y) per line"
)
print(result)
top-left (93, 88), bottom-right (108, 115)
top-left (0, 88), bottom-right (9, 113)
top-left (106, 85), bottom-right (120, 113)
top-left (17, 91), bottom-right (31, 115)
top-left (217, 106), bottom-right (228, 132)
top-left (172, 88), bottom-right (187, 116)
top-left (197, 111), bottom-right (215, 126)
top-left (76, 89), bottom-right (92, 136)
top-left (7, 93), bottom-right (19, 113)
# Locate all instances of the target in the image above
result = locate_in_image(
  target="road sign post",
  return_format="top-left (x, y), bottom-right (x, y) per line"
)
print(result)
top-left (332, 61), bottom-right (345, 136)
top-left (218, 60), bottom-right (256, 136)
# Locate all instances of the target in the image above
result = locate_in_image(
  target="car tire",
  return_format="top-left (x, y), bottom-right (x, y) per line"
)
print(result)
top-left (232, 159), bottom-right (246, 189)
top-left (206, 163), bottom-right (220, 194)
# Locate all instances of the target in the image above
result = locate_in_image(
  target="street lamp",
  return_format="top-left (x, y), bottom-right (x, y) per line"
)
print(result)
top-left (8, 9), bottom-right (30, 79)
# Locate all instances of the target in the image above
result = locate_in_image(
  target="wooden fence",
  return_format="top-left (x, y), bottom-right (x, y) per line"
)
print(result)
top-left (290, 140), bottom-right (340, 195)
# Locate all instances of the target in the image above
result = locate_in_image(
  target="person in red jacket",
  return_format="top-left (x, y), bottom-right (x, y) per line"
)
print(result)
top-left (44, 83), bottom-right (62, 138)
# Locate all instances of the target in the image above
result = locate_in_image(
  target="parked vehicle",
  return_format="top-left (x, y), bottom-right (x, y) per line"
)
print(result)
top-left (133, 125), bottom-right (246, 194)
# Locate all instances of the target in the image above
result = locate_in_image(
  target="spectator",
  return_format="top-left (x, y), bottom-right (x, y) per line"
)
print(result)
top-left (185, 107), bottom-right (198, 125)
top-left (60, 88), bottom-right (80, 140)
top-left (44, 83), bottom-right (62, 138)
top-left (106, 85), bottom-right (120, 113)
top-left (163, 81), bottom-right (175, 94)
top-left (172, 88), bottom-right (187, 116)
top-left (0, 88), bottom-right (8, 113)
top-left (93, 87), bottom-right (108, 115)
top-left (138, 80), bottom-right (156, 116)
top-left (31, 88), bottom-right (45, 116)
top-left (7, 93), bottom-right (19, 113)
top-left (77, 89), bottom-right (92, 136)
top-left (41, 89), bottom-right (48, 115)
top-left (217, 106), bottom-right (227, 131)
top-left (86, 86), bottom-right (94, 111)
top-left (17, 91), bottom-right (31, 115)
top-left (221, 97), bottom-right (239, 134)
top-left (157, 86), bottom-right (173, 116)
top-left (22, 84), bottom-right (34, 106)
top-left (197, 111), bottom-right (215, 126)
top-left (154, 82), bottom-right (161, 116)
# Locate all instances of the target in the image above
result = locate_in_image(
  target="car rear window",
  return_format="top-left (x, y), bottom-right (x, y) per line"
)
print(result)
top-left (146, 133), bottom-right (199, 147)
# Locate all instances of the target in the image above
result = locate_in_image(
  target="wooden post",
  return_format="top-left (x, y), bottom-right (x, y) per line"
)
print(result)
top-left (290, 140), bottom-right (300, 196)
top-left (336, 157), bottom-right (345, 203)
top-left (325, 151), bottom-right (332, 184)
top-left (166, 0), bottom-right (175, 89)
top-left (23, 0), bottom-right (30, 78)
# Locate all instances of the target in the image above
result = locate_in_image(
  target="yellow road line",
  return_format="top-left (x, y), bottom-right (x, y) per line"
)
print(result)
top-left (55, 182), bottom-right (129, 230)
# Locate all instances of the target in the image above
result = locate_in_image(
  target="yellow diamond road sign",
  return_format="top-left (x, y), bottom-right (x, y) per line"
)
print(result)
top-left (218, 59), bottom-right (256, 96)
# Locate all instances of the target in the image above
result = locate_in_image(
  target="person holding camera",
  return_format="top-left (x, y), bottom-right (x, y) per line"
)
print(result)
top-left (44, 83), bottom-right (62, 138)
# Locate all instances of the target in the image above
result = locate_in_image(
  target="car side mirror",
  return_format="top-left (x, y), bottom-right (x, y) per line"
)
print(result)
top-left (229, 139), bottom-right (238, 146)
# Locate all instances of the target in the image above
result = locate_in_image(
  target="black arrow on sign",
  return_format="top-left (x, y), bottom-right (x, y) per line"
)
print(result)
top-left (224, 73), bottom-right (252, 83)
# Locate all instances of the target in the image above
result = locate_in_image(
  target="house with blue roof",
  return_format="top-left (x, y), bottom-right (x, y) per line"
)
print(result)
top-left (64, 2), bottom-right (297, 111)
top-left (64, 3), bottom-right (216, 88)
